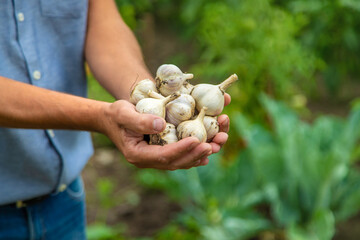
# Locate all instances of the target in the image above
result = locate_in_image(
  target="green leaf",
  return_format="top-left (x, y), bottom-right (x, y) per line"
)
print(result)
top-left (87, 223), bottom-right (123, 240)
top-left (287, 209), bottom-right (334, 240)
top-left (202, 217), bottom-right (270, 240)
top-left (340, 0), bottom-right (360, 11)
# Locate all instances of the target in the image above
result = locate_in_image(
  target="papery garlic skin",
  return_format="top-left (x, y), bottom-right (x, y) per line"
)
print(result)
top-left (182, 82), bottom-right (194, 94)
top-left (191, 84), bottom-right (223, 116)
top-left (136, 92), bottom-right (180, 118)
top-left (166, 94), bottom-right (195, 126)
top-left (130, 79), bottom-right (157, 104)
top-left (147, 90), bottom-right (164, 100)
top-left (150, 123), bottom-right (178, 145)
top-left (203, 116), bottom-right (219, 142)
top-left (191, 74), bottom-right (238, 116)
top-left (177, 107), bottom-right (207, 143)
top-left (148, 91), bottom-right (196, 127)
top-left (156, 64), bottom-right (194, 96)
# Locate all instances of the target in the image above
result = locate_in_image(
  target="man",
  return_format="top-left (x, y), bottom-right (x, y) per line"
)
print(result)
top-left (0, 0), bottom-right (230, 239)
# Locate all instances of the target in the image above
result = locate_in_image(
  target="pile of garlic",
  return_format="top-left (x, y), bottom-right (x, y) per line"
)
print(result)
top-left (130, 64), bottom-right (238, 145)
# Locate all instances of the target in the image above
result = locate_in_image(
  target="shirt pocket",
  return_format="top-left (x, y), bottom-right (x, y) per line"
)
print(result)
top-left (40, 0), bottom-right (87, 18)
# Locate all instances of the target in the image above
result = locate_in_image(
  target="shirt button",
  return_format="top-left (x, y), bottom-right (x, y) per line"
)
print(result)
top-left (47, 129), bottom-right (55, 138)
top-left (58, 184), bottom-right (67, 192)
top-left (33, 70), bottom-right (41, 80)
top-left (17, 12), bottom-right (25, 22)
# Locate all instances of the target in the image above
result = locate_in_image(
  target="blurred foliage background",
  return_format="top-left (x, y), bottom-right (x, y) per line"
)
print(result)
top-left (86, 0), bottom-right (360, 239)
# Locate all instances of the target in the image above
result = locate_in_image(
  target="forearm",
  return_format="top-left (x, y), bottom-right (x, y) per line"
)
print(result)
top-left (0, 76), bottom-right (108, 132)
top-left (85, 0), bottom-right (152, 101)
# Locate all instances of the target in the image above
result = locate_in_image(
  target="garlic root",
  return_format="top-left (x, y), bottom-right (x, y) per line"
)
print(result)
top-left (150, 123), bottom-right (178, 145)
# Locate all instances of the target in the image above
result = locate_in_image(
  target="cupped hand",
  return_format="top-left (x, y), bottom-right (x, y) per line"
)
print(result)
top-left (204, 93), bottom-right (231, 164)
top-left (100, 100), bottom-right (212, 170)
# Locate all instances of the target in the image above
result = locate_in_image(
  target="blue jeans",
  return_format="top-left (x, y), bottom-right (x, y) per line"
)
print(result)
top-left (0, 177), bottom-right (86, 240)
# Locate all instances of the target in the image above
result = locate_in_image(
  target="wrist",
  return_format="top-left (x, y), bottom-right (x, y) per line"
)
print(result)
top-left (94, 101), bottom-right (113, 134)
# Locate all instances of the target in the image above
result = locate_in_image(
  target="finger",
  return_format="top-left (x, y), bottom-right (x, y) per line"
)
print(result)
top-left (171, 142), bottom-right (212, 169)
top-left (212, 132), bottom-right (228, 146)
top-left (129, 137), bottom-right (202, 168)
top-left (193, 156), bottom-right (209, 168)
top-left (224, 93), bottom-right (231, 106)
top-left (193, 160), bottom-right (201, 167)
top-left (217, 114), bottom-right (230, 133)
top-left (210, 142), bottom-right (221, 153)
top-left (199, 157), bottom-right (209, 166)
top-left (209, 132), bottom-right (228, 153)
top-left (117, 101), bottom-right (166, 134)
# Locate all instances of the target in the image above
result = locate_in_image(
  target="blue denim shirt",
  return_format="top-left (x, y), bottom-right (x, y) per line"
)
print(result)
top-left (0, 0), bottom-right (94, 205)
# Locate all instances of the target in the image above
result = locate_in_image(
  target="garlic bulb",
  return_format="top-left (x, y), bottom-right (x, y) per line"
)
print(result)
top-left (203, 116), bottom-right (219, 142)
top-left (148, 91), bottom-right (196, 127)
top-left (191, 74), bottom-right (238, 116)
top-left (177, 107), bottom-right (207, 143)
top-left (166, 94), bottom-right (195, 126)
top-left (136, 92), bottom-right (180, 118)
top-left (150, 123), bottom-right (178, 145)
top-left (156, 64), bottom-right (194, 96)
top-left (130, 79), bottom-right (157, 104)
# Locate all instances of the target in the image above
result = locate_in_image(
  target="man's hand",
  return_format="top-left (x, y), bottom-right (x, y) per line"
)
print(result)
top-left (100, 100), bottom-right (213, 170)
top-left (99, 93), bottom-right (231, 170)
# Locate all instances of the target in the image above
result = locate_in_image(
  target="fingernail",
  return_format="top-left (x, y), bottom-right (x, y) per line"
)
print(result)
top-left (202, 150), bottom-right (212, 158)
top-left (224, 117), bottom-right (229, 125)
top-left (153, 118), bottom-right (164, 132)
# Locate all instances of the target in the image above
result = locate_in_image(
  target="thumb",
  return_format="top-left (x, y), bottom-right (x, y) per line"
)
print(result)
top-left (117, 101), bottom-right (166, 134)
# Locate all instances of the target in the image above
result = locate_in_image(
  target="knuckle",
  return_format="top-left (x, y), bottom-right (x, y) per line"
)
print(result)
top-left (123, 150), bottom-right (137, 165)
top-left (158, 156), bottom-right (169, 165)
top-left (126, 157), bottom-right (137, 165)
top-left (116, 100), bottom-right (128, 113)
top-left (138, 116), bottom-right (149, 130)
top-left (117, 99), bottom-right (127, 105)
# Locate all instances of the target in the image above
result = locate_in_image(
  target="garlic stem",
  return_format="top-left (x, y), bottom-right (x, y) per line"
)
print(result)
top-left (196, 106), bottom-right (207, 122)
top-left (162, 91), bottom-right (180, 105)
top-left (183, 73), bottom-right (194, 79)
top-left (218, 74), bottom-right (238, 93)
top-left (148, 90), bottom-right (164, 99)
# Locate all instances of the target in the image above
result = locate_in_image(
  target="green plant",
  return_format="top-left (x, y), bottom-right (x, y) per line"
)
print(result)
top-left (138, 94), bottom-right (360, 240)
top-left (87, 223), bottom-right (125, 240)
top-left (196, 1), bottom-right (317, 118)
top-left (274, 0), bottom-right (360, 96)
top-left (236, 95), bottom-right (360, 239)
top-left (114, 0), bottom-right (152, 29)
top-left (97, 178), bottom-right (117, 210)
